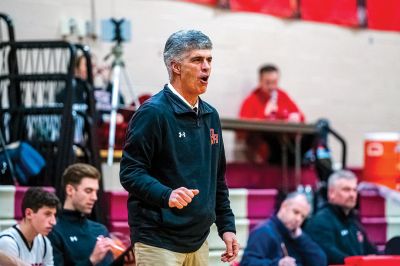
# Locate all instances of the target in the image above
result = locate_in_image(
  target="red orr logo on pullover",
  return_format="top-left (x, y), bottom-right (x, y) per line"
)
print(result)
top-left (210, 129), bottom-right (219, 145)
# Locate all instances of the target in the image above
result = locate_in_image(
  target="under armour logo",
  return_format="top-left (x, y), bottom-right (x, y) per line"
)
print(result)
top-left (210, 128), bottom-right (219, 145)
top-left (1, 162), bottom-right (7, 174)
top-left (179, 132), bottom-right (186, 138)
top-left (69, 236), bottom-right (78, 242)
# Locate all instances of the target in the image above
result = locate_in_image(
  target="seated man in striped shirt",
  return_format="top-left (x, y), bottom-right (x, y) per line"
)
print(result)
top-left (0, 187), bottom-right (60, 266)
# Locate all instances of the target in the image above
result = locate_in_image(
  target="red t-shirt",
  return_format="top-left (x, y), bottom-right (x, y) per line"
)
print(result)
top-left (239, 87), bottom-right (305, 122)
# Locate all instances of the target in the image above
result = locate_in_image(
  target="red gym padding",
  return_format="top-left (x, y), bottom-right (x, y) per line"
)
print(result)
top-left (230, 0), bottom-right (298, 18)
top-left (301, 0), bottom-right (358, 27)
top-left (367, 0), bottom-right (400, 32)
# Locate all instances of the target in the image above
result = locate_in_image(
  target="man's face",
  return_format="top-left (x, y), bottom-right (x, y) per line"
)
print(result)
top-left (329, 178), bottom-right (358, 210)
top-left (27, 206), bottom-right (57, 236)
top-left (67, 177), bottom-right (99, 215)
top-left (279, 197), bottom-right (310, 232)
top-left (174, 49), bottom-right (212, 97)
top-left (76, 57), bottom-right (88, 80)
top-left (259, 71), bottom-right (279, 95)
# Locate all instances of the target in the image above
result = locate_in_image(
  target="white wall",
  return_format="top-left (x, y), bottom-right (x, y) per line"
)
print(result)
top-left (1, 0), bottom-right (399, 167)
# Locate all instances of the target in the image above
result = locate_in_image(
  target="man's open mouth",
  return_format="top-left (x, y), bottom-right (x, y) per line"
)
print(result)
top-left (200, 76), bottom-right (209, 82)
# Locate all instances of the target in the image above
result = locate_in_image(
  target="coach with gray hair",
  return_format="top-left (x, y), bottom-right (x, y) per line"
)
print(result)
top-left (305, 170), bottom-right (377, 264)
top-left (120, 29), bottom-right (238, 265)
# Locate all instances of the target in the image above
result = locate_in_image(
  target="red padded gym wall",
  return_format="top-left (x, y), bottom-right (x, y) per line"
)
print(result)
top-left (367, 0), bottom-right (400, 32)
top-left (230, 0), bottom-right (298, 18)
top-left (301, 0), bottom-right (358, 27)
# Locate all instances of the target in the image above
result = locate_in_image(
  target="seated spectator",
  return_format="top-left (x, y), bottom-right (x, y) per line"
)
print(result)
top-left (0, 187), bottom-right (60, 265)
top-left (56, 55), bottom-right (89, 104)
top-left (56, 54), bottom-right (125, 106)
top-left (238, 64), bottom-right (305, 164)
top-left (48, 163), bottom-right (134, 266)
top-left (305, 170), bottom-right (378, 264)
top-left (241, 192), bottom-right (326, 266)
top-left (239, 64), bottom-right (304, 123)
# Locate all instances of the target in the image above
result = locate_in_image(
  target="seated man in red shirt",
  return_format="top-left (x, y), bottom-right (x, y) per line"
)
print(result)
top-left (239, 64), bottom-right (305, 163)
top-left (240, 64), bottom-right (304, 122)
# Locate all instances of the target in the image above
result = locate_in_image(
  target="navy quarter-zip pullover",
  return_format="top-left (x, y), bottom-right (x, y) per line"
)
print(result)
top-left (120, 85), bottom-right (236, 253)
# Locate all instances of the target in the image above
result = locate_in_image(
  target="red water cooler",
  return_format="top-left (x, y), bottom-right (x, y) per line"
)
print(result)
top-left (363, 132), bottom-right (400, 190)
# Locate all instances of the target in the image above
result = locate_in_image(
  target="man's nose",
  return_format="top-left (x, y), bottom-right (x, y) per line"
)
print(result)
top-left (50, 215), bottom-right (56, 225)
top-left (201, 60), bottom-right (210, 70)
top-left (91, 191), bottom-right (98, 201)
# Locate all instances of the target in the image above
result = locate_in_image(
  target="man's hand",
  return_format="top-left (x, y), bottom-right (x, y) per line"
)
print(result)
top-left (220, 232), bottom-right (239, 262)
top-left (90, 236), bottom-right (112, 265)
top-left (123, 247), bottom-right (135, 266)
top-left (287, 112), bottom-right (301, 123)
top-left (278, 256), bottom-right (296, 266)
top-left (293, 227), bottom-right (302, 238)
top-left (264, 98), bottom-right (278, 116)
top-left (168, 187), bottom-right (199, 209)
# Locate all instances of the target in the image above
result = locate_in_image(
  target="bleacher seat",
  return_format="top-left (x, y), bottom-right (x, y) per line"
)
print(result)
top-left (367, 0), bottom-right (400, 32)
top-left (230, 0), bottom-right (297, 18)
top-left (247, 189), bottom-right (277, 218)
top-left (229, 188), bottom-right (277, 219)
top-left (300, 0), bottom-right (358, 27)
top-left (0, 219), bottom-right (16, 232)
top-left (229, 189), bottom-right (247, 219)
top-left (359, 189), bottom-right (400, 247)
top-left (109, 221), bottom-right (130, 236)
top-left (361, 217), bottom-right (387, 245)
top-left (106, 190), bottom-right (128, 221)
top-left (359, 189), bottom-right (385, 217)
top-left (0, 185), bottom-right (16, 219)
top-left (225, 163), bottom-right (318, 190)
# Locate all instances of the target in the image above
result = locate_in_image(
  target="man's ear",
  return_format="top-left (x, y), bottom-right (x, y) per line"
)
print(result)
top-left (65, 184), bottom-right (75, 197)
top-left (327, 187), bottom-right (334, 201)
top-left (280, 199), bottom-right (288, 209)
top-left (25, 208), bottom-right (34, 219)
top-left (171, 61), bottom-right (181, 75)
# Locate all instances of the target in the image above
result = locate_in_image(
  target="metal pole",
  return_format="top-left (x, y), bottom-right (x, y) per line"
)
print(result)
top-left (294, 133), bottom-right (302, 187)
top-left (105, 40), bottom-right (140, 165)
top-left (281, 135), bottom-right (289, 193)
top-left (107, 64), bottom-right (121, 165)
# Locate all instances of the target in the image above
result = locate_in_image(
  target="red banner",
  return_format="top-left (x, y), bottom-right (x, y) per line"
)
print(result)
top-left (367, 0), bottom-right (400, 31)
top-left (230, 0), bottom-right (298, 18)
top-left (301, 0), bottom-right (358, 27)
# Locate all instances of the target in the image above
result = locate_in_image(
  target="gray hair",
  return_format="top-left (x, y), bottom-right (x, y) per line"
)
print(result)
top-left (328, 170), bottom-right (357, 188)
top-left (163, 29), bottom-right (213, 79)
top-left (285, 191), bottom-right (308, 203)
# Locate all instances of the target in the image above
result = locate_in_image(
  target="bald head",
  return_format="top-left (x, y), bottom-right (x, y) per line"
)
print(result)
top-left (284, 192), bottom-right (308, 204)
top-left (277, 192), bottom-right (311, 232)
